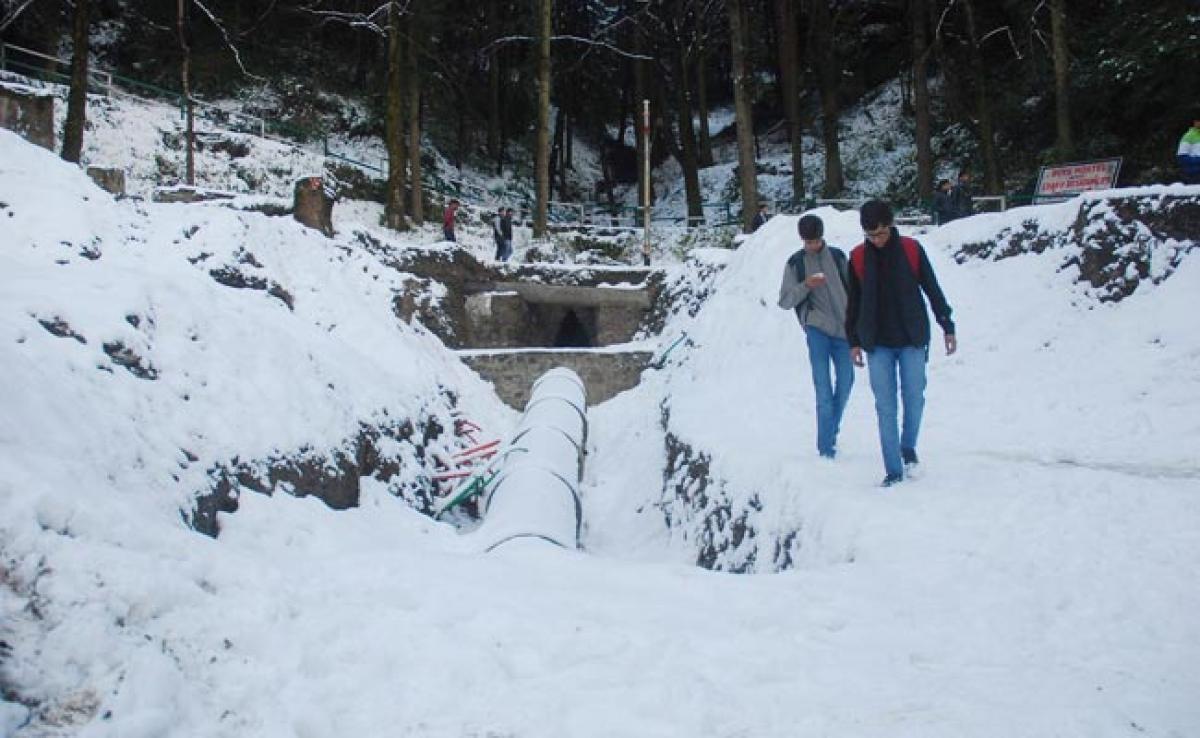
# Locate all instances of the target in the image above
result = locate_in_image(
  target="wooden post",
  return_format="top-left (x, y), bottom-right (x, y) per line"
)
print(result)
top-left (642, 98), bottom-right (651, 267)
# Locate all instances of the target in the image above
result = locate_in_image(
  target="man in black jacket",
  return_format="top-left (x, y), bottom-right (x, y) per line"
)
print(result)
top-left (846, 200), bottom-right (957, 486)
top-left (950, 169), bottom-right (973, 220)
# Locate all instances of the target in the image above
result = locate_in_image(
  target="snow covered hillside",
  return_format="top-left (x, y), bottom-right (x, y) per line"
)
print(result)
top-left (3, 121), bottom-right (1200, 738)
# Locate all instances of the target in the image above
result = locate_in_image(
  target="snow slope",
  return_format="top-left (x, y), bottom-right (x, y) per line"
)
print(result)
top-left (3, 124), bottom-right (1199, 738)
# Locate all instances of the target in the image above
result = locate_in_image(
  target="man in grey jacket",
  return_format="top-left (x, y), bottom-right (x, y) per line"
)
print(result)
top-left (778, 214), bottom-right (855, 458)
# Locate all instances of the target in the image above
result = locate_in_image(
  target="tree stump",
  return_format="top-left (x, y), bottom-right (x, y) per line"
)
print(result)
top-left (293, 176), bottom-right (335, 237)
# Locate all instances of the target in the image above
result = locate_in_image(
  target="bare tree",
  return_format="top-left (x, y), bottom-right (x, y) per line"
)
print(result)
top-left (177, 0), bottom-right (195, 185)
top-left (61, 0), bottom-right (91, 164)
top-left (1049, 0), bottom-right (1072, 158)
top-left (670, 0), bottom-right (704, 225)
top-left (808, 0), bottom-right (844, 196)
top-left (384, 0), bottom-right (409, 230)
top-left (533, 0), bottom-right (552, 238)
top-left (406, 6), bottom-right (423, 224)
top-left (774, 0), bottom-right (804, 207)
top-left (0, 0), bottom-right (40, 34)
top-left (961, 0), bottom-right (1002, 194)
top-left (486, 0), bottom-right (502, 172)
top-left (728, 0), bottom-right (758, 232)
top-left (911, 0), bottom-right (933, 203)
top-left (695, 45), bottom-right (714, 167)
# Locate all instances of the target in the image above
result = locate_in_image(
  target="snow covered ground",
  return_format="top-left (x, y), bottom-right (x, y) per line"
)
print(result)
top-left (3, 111), bottom-right (1200, 738)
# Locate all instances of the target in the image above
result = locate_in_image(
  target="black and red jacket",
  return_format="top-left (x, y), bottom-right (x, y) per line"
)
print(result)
top-left (845, 228), bottom-right (955, 351)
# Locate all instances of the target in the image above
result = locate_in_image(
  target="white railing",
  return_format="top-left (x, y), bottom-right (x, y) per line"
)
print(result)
top-left (971, 195), bottom-right (1007, 212)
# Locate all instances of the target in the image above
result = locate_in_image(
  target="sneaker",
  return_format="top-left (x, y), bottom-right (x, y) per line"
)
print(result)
top-left (901, 448), bottom-right (919, 467)
top-left (881, 473), bottom-right (904, 487)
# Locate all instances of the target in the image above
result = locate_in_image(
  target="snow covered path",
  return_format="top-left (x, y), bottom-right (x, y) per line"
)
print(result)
top-left (2, 128), bottom-right (1198, 737)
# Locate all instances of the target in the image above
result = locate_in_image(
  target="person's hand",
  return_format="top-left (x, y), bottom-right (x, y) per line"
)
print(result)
top-left (804, 272), bottom-right (827, 288)
top-left (850, 346), bottom-right (865, 367)
top-left (945, 333), bottom-right (957, 356)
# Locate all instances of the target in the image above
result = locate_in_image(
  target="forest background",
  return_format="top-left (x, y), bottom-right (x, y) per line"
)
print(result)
top-left (2, 0), bottom-right (1197, 232)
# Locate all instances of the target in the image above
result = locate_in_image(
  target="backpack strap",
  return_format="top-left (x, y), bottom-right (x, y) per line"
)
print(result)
top-left (899, 236), bottom-right (921, 278)
top-left (850, 244), bottom-right (866, 280)
top-left (786, 249), bottom-right (807, 283)
top-left (830, 247), bottom-right (850, 289)
top-left (850, 239), bottom-right (921, 279)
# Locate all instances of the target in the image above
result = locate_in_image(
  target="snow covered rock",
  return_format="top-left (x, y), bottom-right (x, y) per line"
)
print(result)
top-left (955, 186), bottom-right (1200, 301)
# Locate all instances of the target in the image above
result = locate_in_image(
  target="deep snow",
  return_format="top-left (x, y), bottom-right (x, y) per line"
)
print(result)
top-left (3, 101), bottom-right (1200, 737)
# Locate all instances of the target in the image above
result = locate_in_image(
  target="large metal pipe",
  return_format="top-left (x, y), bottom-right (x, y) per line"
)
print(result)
top-left (474, 367), bottom-right (587, 552)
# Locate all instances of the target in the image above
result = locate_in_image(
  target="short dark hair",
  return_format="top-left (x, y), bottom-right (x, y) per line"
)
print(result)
top-left (859, 200), bottom-right (894, 230)
top-left (797, 214), bottom-right (824, 240)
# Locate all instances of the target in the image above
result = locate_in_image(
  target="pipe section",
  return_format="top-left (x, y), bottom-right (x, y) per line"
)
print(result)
top-left (475, 367), bottom-right (587, 552)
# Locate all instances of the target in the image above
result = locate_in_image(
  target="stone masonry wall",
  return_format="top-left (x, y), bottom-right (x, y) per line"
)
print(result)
top-left (461, 350), bottom-right (654, 408)
top-left (0, 83), bottom-right (54, 150)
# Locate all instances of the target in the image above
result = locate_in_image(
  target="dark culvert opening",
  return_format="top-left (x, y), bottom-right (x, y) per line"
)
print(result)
top-left (554, 309), bottom-right (594, 348)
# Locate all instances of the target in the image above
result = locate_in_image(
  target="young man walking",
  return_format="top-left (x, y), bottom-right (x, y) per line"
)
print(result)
top-left (950, 169), bottom-right (973, 220)
top-left (500, 207), bottom-right (515, 260)
top-left (846, 200), bottom-right (956, 486)
top-left (778, 214), bottom-right (854, 459)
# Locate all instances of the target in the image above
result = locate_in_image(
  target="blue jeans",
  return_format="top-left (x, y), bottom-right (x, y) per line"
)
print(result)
top-left (804, 326), bottom-right (854, 457)
top-left (866, 345), bottom-right (928, 477)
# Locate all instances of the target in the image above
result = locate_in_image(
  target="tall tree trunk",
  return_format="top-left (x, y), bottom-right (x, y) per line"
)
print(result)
top-left (550, 105), bottom-right (564, 201)
top-left (533, 0), bottom-right (552, 238)
top-left (728, 0), bottom-right (759, 232)
top-left (911, 0), bottom-right (933, 203)
top-left (809, 0), bottom-right (843, 196)
top-left (672, 12), bottom-right (704, 226)
top-left (176, 0), bottom-right (195, 185)
top-left (61, 0), bottom-right (90, 163)
top-left (486, 0), bottom-right (501, 166)
top-left (384, 0), bottom-right (409, 230)
top-left (351, 0), bottom-right (370, 86)
top-left (1050, 0), bottom-right (1073, 158)
top-left (695, 47), bottom-right (714, 167)
top-left (406, 9), bottom-right (423, 224)
top-left (774, 0), bottom-right (803, 207)
top-left (565, 112), bottom-right (573, 168)
top-left (633, 23), bottom-right (649, 210)
top-left (962, 0), bottom-right (1001, 194)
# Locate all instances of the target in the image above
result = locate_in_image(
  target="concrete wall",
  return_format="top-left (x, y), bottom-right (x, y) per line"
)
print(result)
top-left (463, 287), bottom-right (648, 349)
top-left (461, 350), bottom-right (654, 409)
top-left (0, 84), bottom-right (54, 150)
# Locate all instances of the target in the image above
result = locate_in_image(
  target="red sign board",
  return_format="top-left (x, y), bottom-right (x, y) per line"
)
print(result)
top-left (1034, 158), bottom-right (1122, 203)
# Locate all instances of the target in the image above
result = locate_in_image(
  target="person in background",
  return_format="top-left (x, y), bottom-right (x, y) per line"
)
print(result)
top-left (492, 208), bottom-right (506, 260)
top-left (500, 207), bottom-right (515, 261)
top-left (932, 178), bottom-right (956, 225)
top-left (778, 214), bottom-right (855, 459)
top-left (442, 198), bottom-right (460, 242)
top-left (1177, 115), bottom-right (1200, 185)
top-left (751, 203), bottom-right (770, 232)
top-left (950, 169), bottom-right (973, 220)
top-left (846, 200), bottom-right (956, 487)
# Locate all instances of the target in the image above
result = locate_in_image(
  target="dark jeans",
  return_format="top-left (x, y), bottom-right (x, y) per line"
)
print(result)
top-left (443, 226), bottom-right (456, 242)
